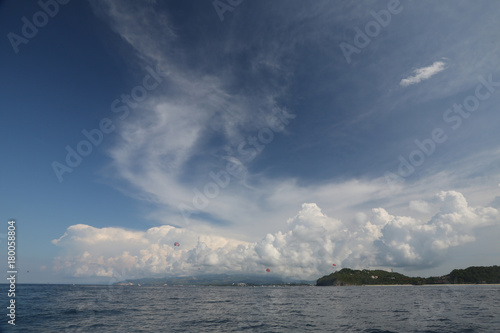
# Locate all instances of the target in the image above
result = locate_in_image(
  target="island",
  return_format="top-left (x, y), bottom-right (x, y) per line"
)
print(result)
top-left (316, 265), bottom-right (500, 286)
top-left (113, 265), bottom-right (500, 287)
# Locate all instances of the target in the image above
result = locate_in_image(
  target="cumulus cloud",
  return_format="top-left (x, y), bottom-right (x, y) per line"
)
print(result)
top-left (400, 61), bottom-right (447, 87)
top-left (52, 191), bottom-right (499, 280)
top-left (409, 200), bottom-right (431, 214)
top-left (52, 224), bottom-right (249, 278)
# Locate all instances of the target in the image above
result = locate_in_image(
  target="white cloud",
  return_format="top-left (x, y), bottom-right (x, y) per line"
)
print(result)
top-left (400, 61), bottom-right (447, 87)
top-left (409, 200), bottom-right (431, 214)
top-left (78, 2), bottom-right (500, 282)
top-left (91, 0), bottom-right (299, 230)
top-left (52, 191), bottom-right (499, 281)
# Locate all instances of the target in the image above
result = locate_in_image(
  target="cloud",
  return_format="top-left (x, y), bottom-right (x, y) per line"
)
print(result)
top-left (409, 200), bottom-right (431, 214)
top-left (91, 0), bottom-right (300, 227)
top-left (400, 61), bottom-right (447, 87)
top-left (78, 2), bottom-right (500, 282)
top-left (52, 191), bottom-right (499, 280)
top-left (372, 191), bottom-right (499, 267)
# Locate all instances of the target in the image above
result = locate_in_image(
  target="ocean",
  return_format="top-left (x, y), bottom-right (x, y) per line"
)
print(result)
top-left (1, 284), bottom-right (499, 332)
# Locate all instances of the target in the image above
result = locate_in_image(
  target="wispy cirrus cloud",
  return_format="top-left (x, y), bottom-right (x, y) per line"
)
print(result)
top-left (400, 61), bottom-right (447, 87)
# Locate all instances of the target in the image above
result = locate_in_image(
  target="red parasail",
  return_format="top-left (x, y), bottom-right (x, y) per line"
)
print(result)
top-left (174, 242), bottom-right (180, 247)
top-left (266, 268), bottom-right (271, 272)
top-left (332, 264), bottom-right (336, 266)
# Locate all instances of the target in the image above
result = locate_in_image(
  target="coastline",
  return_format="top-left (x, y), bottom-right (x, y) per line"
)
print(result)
top-left (360, 283), bottom-right (500, 287)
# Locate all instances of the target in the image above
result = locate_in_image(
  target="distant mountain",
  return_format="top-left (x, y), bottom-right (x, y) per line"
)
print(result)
top-left (115, 273), bottom-right (314, 286)
top-left (316, 265), bottom-right (500, 286)
top-left (114, 265), bottom-right (500, 287)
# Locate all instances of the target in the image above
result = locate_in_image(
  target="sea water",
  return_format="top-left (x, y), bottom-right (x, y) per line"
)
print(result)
top-left (1, 284), bottom-right (499, 332)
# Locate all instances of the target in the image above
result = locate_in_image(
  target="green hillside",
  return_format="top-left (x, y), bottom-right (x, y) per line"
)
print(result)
top-left (317, 266), bottom-right (500, 286)
top-left (317, 268), bottom-right (423, 286)
top-left (447, 265), bottom-right (500, 284)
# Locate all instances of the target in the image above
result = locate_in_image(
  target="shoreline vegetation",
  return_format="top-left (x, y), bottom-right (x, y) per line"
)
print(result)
top-left (316, 265), bottom-right (500, 286)
top-left (110, 265), bottom-right (500, 287)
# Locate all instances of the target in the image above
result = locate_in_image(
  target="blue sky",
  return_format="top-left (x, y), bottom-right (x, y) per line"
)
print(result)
top-left (1, 0), bottom-right (500, 284)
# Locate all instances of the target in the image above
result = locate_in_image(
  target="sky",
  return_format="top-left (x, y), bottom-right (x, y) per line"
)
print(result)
top-left (1, 0), bottom-right (500, 284)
